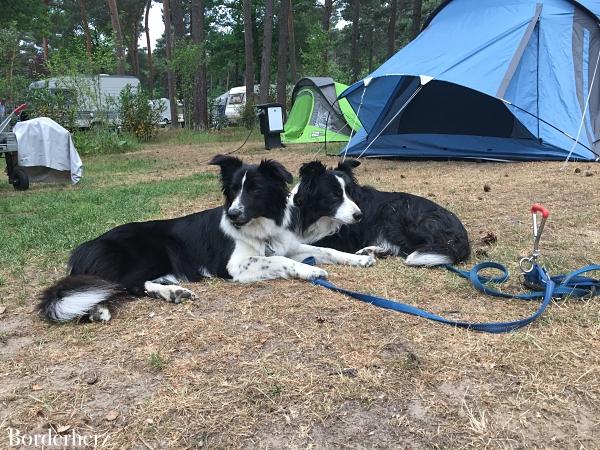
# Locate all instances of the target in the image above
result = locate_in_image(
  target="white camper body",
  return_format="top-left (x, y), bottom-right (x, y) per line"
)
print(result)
top-left (29, 75), bottom-right (140, 128)
top-left (150, 98), bottom-right (184, 127)
top-left (224, 86), bottom-right (260, 123)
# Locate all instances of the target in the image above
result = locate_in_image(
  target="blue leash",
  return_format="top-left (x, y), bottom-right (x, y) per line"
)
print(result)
top-left (304, 258), bottom-right (600, 333)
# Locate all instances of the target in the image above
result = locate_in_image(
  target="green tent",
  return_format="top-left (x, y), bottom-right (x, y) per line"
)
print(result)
top-left (282, 77), bottom-right (361, 144)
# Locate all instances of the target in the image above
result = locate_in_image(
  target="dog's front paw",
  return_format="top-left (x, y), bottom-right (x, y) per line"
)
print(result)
top-left (168, 287), bottom-right (197, 304)
top-left (146, 283), bottom-right (198, 304)
top-left (355, 255), bottom-right (376, 267)
top-left (298, 266), bottom-right (328, 281)
top-left (356, 246), bottom-right (390, 258)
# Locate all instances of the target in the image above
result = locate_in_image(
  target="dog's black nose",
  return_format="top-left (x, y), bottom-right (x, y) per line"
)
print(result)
top-left (353, 211), bottom-right (363, 222)
top-left (227, 208), bottom-right (243, 221)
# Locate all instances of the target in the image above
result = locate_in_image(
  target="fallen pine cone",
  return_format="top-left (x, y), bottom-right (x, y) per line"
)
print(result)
top-left (479, 231), bottom-right (498, 246)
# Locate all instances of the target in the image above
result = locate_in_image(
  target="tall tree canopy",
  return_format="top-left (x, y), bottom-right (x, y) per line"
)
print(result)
top-left (0, 0), bottom-right (443, 114)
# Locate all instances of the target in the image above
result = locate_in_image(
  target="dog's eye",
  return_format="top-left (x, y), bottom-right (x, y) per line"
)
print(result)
top-left (329, 191), bottom-right (342, 201)
top-left (319, 196), bottom-right (334, 207)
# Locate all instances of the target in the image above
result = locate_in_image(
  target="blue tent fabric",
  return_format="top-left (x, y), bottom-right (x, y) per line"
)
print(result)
top-left (340, 0), bottom-right (600, 161)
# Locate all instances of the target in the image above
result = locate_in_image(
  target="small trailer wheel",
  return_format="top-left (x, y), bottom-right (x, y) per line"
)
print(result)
top-left (12, 168), bottom-right (29, 191)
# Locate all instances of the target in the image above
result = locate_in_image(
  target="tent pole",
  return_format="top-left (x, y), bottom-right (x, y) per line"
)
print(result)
top-left (562, 34), bottom-right (600, 165)
top-left (502, 99), bottom-right (597, 158)
top-left (342, 83), bottom-right (368, 161)
top-left (356, 84), bottom-right (424, 159)
top-left (537, 20), bottom-right (540, 140)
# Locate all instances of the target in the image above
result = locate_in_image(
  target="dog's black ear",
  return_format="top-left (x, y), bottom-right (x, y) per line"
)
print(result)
top-left (295, 161), bottom-right (326, 208)
top-left (299, 161), bottom-right (327, 179)
top-left (208, 154), bottom-right (243, 172)
top-left (208, 154), bottom-right (243, 190)
top-left (258, 159), bottom-right (293, 184)
top-left (336, 159), bottom-right (361, 176)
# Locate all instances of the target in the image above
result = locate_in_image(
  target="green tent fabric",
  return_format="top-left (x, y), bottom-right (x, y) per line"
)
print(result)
top-left (335, 82), bottom-right (362, 132)
top-left (282, 77), bottom-right (361, 144)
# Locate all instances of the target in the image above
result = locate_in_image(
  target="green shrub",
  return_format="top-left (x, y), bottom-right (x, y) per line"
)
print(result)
top-left (72, 129), bottom-right (139, 155)
top-left (119, 85), bottom-right (162, 141)
top-left (25, 86), bottom-right (77, 131)
top-left (240, 100), bottom-right (257, 130)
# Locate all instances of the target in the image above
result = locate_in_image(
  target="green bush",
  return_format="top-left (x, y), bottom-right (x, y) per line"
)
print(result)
top-left (25, 86), bottom-right (77, 131)
top-left (240, 100), bottom-right (257, 130)
top-left (72, 129), bottom-right (139, 156)
top-left (119, 85), bottom-right (162, 141)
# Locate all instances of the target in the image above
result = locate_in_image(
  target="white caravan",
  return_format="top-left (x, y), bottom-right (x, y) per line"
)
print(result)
top-left (29, 75), bottom-right (140, 128)
top-left (224, 85), bottom-right (260, 123)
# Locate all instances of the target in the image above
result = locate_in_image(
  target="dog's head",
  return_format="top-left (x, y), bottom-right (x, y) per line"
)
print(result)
top-left (294, 159), bottom-right (363, 229)
top-left (209, 154), bottom-right (293, 227)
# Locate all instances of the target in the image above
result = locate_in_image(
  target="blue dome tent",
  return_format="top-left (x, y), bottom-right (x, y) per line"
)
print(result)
top-left (340, 0), bottom-right (600, 161)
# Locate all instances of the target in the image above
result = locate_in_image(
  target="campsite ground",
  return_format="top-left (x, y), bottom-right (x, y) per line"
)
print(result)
top-left (0, 129), bottom-right (599, 449)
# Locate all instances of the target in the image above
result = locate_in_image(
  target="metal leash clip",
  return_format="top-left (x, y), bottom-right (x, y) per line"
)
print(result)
top-left (519, 204), bottom-right (550, 273)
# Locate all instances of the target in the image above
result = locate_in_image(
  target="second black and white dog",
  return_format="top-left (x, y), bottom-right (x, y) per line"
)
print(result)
top-left (292, 160), bottom-right (470, 266)
top-left (39, 155), bottom-right (374, 323)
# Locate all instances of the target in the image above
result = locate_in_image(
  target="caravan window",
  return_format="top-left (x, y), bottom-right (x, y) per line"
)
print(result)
top-left (228, 93), bottom-right (245, 105)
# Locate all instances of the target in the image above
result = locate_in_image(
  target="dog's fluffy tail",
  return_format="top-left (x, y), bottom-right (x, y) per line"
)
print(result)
top-left (405, 251), bottom-right (454, 267)
top-left (39, 275), bottom-right (123, 322)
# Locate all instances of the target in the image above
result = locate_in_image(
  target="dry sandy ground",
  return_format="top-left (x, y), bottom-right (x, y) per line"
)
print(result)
top-left (1, 135), bottom-right (599, 449)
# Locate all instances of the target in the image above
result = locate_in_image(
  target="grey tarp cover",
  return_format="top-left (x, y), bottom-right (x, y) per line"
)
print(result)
top-left (14, 117), bottom-right (83, 184)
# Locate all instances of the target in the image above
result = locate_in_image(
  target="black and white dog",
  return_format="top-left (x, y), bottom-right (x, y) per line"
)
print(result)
top-left (292, 160), bottom-right (470, 266)
top-left (39, 155), bottom-right (374, 323)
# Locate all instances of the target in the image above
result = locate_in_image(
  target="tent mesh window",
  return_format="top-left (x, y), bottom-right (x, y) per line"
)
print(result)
top-left (310, 90), bottom-right (350, 136)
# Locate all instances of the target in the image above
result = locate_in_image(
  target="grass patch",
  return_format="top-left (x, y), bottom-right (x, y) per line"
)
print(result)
top-left (0, 172), bottom-right (219, 274)
top-left (82, 154), bottom-right (177, 185)
top-left (0, 331), bottom-right (10, 344)
top-left (155, 127), bottom-right (257, 145)
top-left (149, 351), bottom-right (168, 371)
top-left (72, 129), bottom-right (140, 156)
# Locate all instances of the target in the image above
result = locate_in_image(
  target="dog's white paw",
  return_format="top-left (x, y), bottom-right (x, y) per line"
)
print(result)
top-left (88, 305), bottom-right (111, 322)
top-left (354, 255), bottom-right (376, 267)
top-left (167, 287), bottom-right (197, 303)
top-left (356, 246), bottom-right (390, 258)
top-left (145, 282), bottom-right (198, 304)
top-left (298, 266), bottom-right (328, 281)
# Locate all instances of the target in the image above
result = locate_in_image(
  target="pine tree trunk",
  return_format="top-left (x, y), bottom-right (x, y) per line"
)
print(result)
top-left (145, 0), bottom-right (154, 95)
top-left (130, 19), bottom-right (140, 78)
top-left (321, 0), bottom-right (333, 64)
top-left (107, 0), bottom-right (126, 74)
top-left (78, 0), bottom-right (93, 61)
top-left (8, 45), bottom-right (16, 103)
top-left (387, 0), bottom-right (397, 58)
top-left (276, 0), bottom-right (289, 105)
top-left (368, 27), bottom-right (374, 72)
top-left (192, 0), bottom-right (208, 128)
top-left (42, 37), bottom-right (49, 62)
top-left (287, 0), bottom-right (297, 83)
top-left (350, 0), bottom-right (360, 82)
top-left (171, 0), bottom-right (186, 40)
top-left (259, 0), bottom-right (274, 104)
top-left (42, 0), bottom-right (50, 62)
top-left (243, 0), bottom-right (254, 107)
top-left (411, 0), bottom-right (422, 38)
top-left (163, 0), bottom-right (178, 127)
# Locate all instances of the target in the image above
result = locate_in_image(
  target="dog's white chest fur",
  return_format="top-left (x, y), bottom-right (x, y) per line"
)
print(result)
top-left (219, 212), bottom-right (373, 283)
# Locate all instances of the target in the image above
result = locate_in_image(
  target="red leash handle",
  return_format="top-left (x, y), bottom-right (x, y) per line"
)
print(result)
top-left (531, 204), bottom-right (550, 219)
top-left (12, 103), bottom-right (27, 115)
